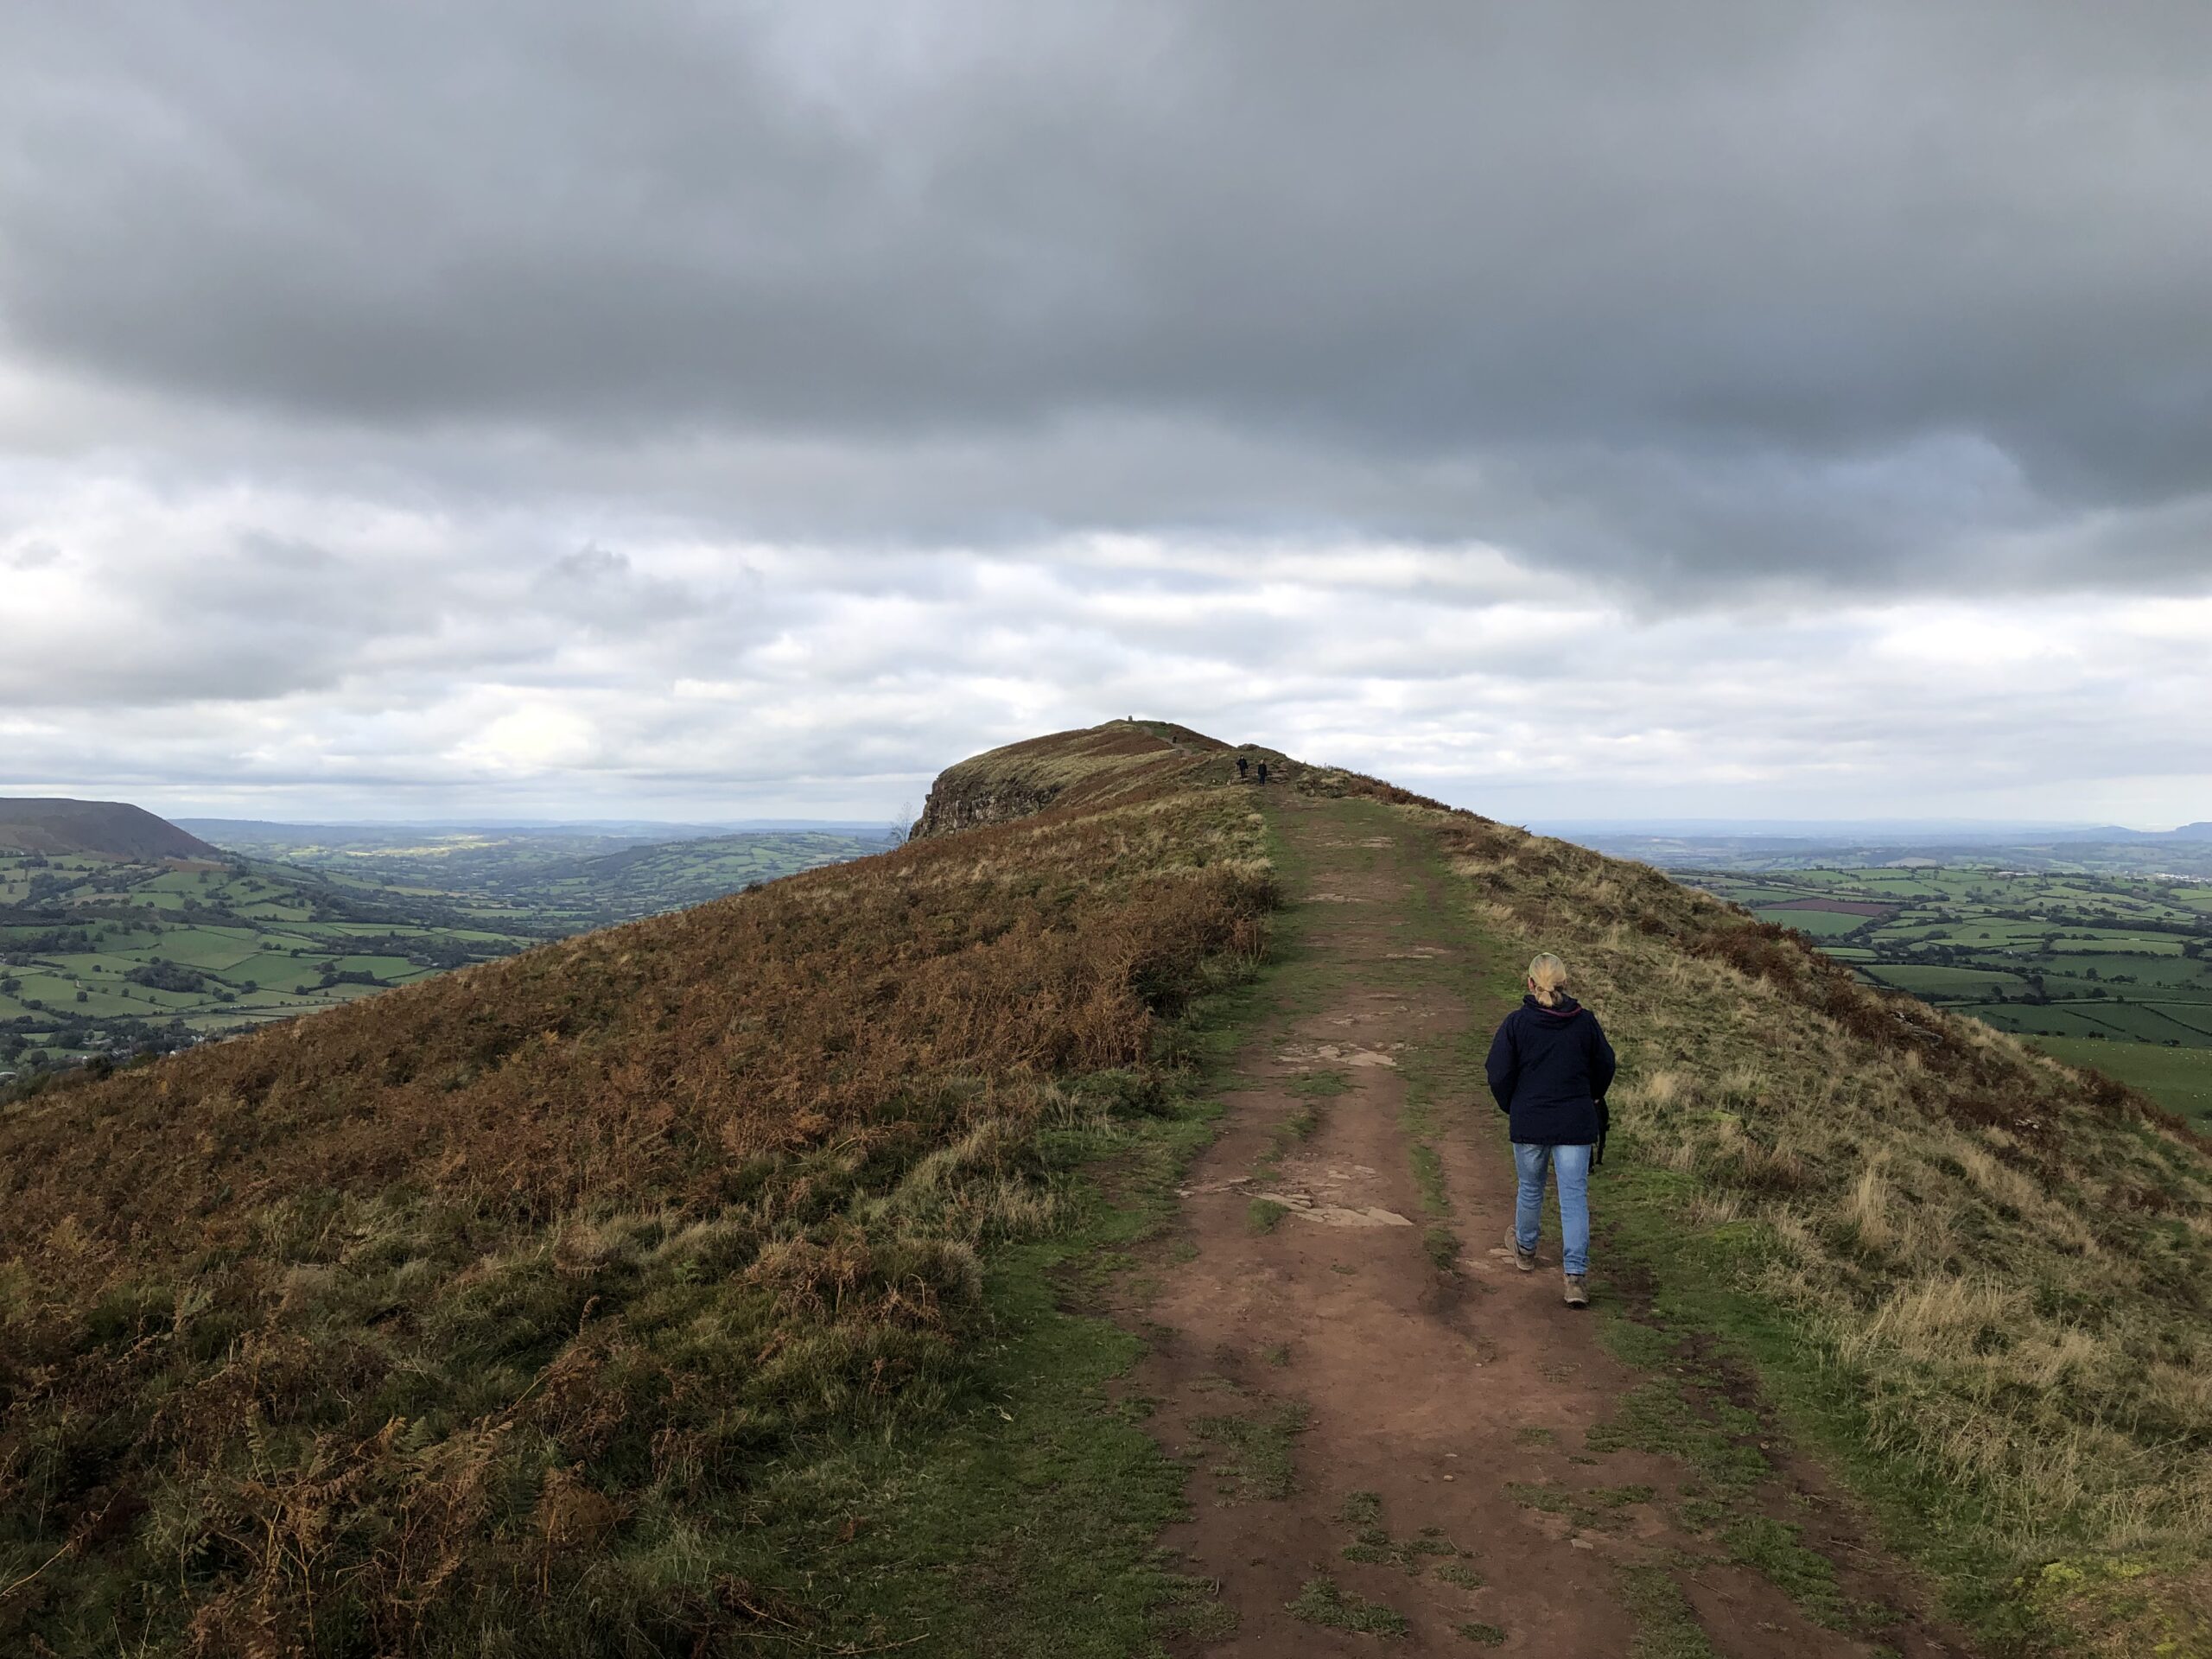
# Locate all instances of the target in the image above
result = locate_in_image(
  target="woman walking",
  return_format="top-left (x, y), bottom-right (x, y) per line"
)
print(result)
top-left (1485, 953), bottom-right (1616, 1306)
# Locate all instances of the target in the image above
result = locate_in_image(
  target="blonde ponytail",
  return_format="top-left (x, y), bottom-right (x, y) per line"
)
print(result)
top-left (1527, 953), bottom-right (1570, 1007)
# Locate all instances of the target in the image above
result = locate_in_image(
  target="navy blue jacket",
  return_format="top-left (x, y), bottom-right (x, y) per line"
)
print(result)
top-left (1485, 994), bottom-right (1617, 1147)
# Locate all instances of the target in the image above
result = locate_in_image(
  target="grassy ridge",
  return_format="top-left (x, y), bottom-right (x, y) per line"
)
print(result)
top-left (13, 723), bottom-right (2209, 1655)
top-left (1429, 814), bottom-right (2212, 1653)
top-left (0, 745), bottom-right (1271, 1655)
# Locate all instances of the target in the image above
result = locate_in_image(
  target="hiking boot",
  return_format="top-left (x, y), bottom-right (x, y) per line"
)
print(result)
top-left (1509, 1228), bottom-right (1536, 1273)
top-left (1562, 1274), bottom-right (1590, 1308)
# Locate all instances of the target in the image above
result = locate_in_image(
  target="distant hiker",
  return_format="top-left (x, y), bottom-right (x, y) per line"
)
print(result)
top-left (1484, 952), bottom-right (1616, 1308)
top-left (1256, 760), bottom-right (1269, 786)
top-left (1236, 756), bottom-right (1249, 780)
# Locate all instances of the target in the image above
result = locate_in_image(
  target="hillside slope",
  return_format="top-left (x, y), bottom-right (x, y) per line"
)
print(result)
top-left (0, 721), bottom-right (1272, 1656)
top-left (1427, 810), bottom-right (2212, 1653)
top-left (3, 725), bottom-right (2207, 1656)
top-left (0, 798), bottom-right (217, 861)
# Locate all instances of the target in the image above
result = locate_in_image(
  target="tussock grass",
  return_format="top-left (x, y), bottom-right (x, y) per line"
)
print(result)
top-left (0, 733), bottom-right (1275, 1656)
top-left (1426, 808), bottom-right (2212, 1651)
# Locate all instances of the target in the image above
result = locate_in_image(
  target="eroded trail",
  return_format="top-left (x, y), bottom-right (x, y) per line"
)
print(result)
top-left (1128, 795), bottom-right (1968, 1658)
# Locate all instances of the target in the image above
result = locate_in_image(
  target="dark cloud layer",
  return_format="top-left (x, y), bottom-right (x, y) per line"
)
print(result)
top-left (3, 5), bottom-right (2209, 823)
top-left (5, 3), bottom-right (2212, 592)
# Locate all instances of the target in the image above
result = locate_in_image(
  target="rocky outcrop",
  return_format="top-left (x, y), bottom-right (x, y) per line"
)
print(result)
top-left (908, 721), bottom-right (1229, 841)
top-left (909, 773), bottom-right (1063, 840)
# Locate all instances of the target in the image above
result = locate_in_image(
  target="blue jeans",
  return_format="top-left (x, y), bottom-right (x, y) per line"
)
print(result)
top-left (1514, 1142), bottom-right (1592, 1276)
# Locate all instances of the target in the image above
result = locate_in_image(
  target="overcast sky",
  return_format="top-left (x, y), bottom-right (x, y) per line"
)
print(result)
top-left (3, 3), bottom-right (2208, 826)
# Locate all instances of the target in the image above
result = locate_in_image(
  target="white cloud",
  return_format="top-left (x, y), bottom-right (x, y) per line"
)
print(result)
top-left (452, 703), bottom-right (601, 773)
top-left (5, 464), bottom-right (2202, 823)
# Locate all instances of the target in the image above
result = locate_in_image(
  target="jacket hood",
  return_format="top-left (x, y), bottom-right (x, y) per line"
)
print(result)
top-left (1522, 993), bottom-right (1584, 1018)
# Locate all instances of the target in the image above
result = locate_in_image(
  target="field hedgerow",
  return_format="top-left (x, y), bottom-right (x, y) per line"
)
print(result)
top-left (0, 734), bottom-right (1271, 1656)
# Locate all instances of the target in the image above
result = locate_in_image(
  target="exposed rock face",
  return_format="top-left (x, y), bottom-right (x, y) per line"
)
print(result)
top-left (906, 721), bottom-right (1417, 842)
top-left (909, 721), bottom-right (1228, 841)
top-left (909, 774), bottom-right (1061, 840)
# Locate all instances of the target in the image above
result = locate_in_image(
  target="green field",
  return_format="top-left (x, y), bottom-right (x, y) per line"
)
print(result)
top-left (1684, 866), bottom-right (2212, 1122)
top-left (1749, 904), bottom-right (1865, 937)
top-left (2025, 1036), bottom-right (2212, 1124)
top-left (1863, 963), bottom-right (2031, 998)
top-left (3, 826), bottom-right (895, 1088)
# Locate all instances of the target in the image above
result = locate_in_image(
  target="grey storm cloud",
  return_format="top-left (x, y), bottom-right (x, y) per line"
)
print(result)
top-left (4, 2), bottom-right (2212, 595)
top-left (3, 3), bottom-right (2210, 825)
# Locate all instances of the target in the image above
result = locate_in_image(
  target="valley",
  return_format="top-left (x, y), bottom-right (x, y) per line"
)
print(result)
top-left (0, 822), bottom-right (895, 1084)
top-left (181, 820), bottom-right (899, 929)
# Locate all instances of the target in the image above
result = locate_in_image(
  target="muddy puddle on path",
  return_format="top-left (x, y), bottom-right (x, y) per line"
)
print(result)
top-left (1121, 796), bottom-right (1973, 1659)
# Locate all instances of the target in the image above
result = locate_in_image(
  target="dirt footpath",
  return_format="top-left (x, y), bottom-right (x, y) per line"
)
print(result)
top-left (1127, 795), bottom-right (1971, 1658)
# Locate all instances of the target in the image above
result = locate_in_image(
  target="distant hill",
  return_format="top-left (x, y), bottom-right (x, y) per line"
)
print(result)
top-left (1560, 822), bottom-right (2212, 877)
top-left (0, 798), bottom-right (218, 861)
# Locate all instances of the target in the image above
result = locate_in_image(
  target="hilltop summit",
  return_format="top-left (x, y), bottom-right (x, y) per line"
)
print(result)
top-left (0, 797), bottom-right (219, 861)
top-left (909, 718), bottom-right (1231, 838)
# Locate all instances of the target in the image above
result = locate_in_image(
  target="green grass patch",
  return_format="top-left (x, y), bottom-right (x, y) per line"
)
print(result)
top-left (1408, 1141), bottom-right (1448, 1211)
top-left (1620, 1564), bottom-right (1719, 1659)
top-left (1421, 1224), bottom-right (1459, 1271)
top-left (1717, 1514), bottom-right (1871, 1633)
top-left (1332, 1489), bottom-right (1462, 1577)
top-left (1593, 1483), bottom-right (1657, 1507)
top-left (1286, 1574), bottom-right (1411, 1637)
top-left (1505, 1480), bottom-right (1575, 1515)
top-left (1189, 1401), bottom-right (1309, 1502)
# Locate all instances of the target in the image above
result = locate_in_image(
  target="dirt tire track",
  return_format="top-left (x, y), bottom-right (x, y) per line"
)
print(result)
top-left (1127, 794), bottom-right (1973, 1657)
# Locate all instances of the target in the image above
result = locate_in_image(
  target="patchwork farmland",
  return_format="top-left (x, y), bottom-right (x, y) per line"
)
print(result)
top-left (0, 854), bottom-right (539, 1077)
top-left (1682, 866), bottom-right (2212, 1122)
